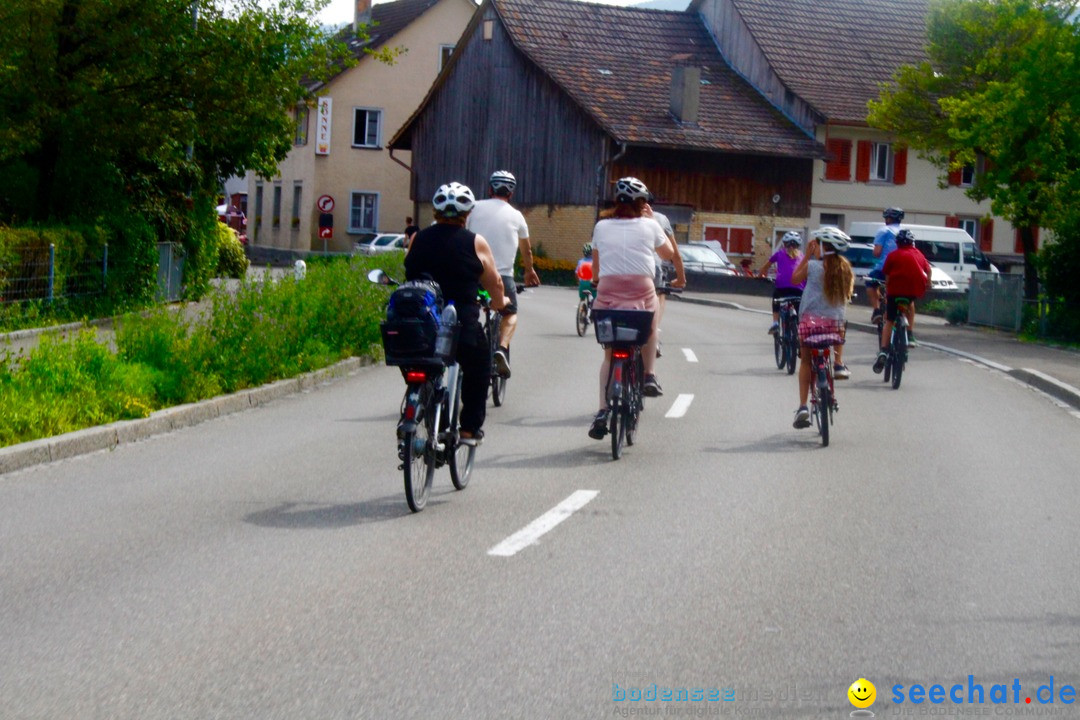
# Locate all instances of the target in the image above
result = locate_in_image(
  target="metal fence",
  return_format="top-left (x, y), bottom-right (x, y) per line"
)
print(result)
top-left (967, 270), bottom-right (1023, 332)
top-left (0, 243), bottom-right (109, 305)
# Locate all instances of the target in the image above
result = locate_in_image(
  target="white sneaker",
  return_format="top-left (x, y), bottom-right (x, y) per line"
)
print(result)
top-left (493, 348), bottom-right (511, 378)
top-left (793, 406), bottom-right (811, 429)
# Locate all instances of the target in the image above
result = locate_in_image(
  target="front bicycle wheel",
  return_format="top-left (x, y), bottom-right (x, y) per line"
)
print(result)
top-left (402, 417), bottom-right (435, 512)
top-left (489, 314), bottom-right (507, 407)
top-left (891, 329), bottom-right (907, 390)
top-left (447, 371), bottom-right (474, 490)
top-left (576, 300), bottom-right (589, 337)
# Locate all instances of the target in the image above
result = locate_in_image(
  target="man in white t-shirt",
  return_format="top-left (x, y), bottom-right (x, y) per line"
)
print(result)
top-left (643, 201), bottom-right (685, 357)
top-left (465, 170), bottom-right (540, 378)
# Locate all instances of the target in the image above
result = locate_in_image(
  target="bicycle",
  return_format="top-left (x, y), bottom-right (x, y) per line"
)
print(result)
top-left (575, 290), bottom-right (594, 337)
top-left (799, 317), bottom-right (843, 448)
top-left (370, 270), bottom-right (475, 512)
top-left (882, 298), bottom-right (911, 390)
top-left (774, 296), bottom-right (799, 375)
top-left (594, 308), bottom-right (653, 460)
top-left (482, 282), bottom-right (524, 407)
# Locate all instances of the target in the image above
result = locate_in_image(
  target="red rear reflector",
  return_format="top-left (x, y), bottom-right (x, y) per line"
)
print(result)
top-left (612, 349), bottom-right (631, 359)
top-left (405, 371), bottom-right (428, 383)
top-left (404, 404), bottom-right (416, 420)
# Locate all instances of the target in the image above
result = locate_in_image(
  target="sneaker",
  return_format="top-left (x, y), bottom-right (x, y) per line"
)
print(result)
top-left (871, 308), bottom-right (883, 324)
top-left (793, 406), bottom-right (811, 429)
top-left (767, 321), bottom-right (779, 335)
top-left (588, 410), bottom-right (609, 440)
top-left (493, 347), bottom-right (511, 378)
top-left (643, 374), bottom-right (663, 397)
top-left (908, 332), bottom-right (918, 346)
top-left (459, 429), bottom-right (484, 447)
top-left (656, 342), bottom-right (663, 358)
top-left (833, 364), bottom-right (851, 380)
top-left (873, 351), bottom-right (888, 374)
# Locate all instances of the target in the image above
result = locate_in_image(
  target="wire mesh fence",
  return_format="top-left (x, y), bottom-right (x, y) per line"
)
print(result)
top-left (0, 244), bottom-right (109, 305)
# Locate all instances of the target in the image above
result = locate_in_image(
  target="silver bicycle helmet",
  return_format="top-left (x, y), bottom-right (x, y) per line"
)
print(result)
top-left (896, 229), bottom-right (915, 246)
top-left (489, 170), bottom-right (516, 193)
top-left (883, 207), bottom-right (905, 223)
top-left (781, 231), bottom-right (803, 247)
top-left (811, 226), bottom-right (851, 252)
top-left (432, 182), bottom-right (475, 217)
top-left (614, 177), bottom-right (650, 203)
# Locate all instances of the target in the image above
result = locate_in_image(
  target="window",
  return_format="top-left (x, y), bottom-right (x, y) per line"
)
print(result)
top-left (914, 240), bottom-right (959, 264)
top-left (960, 164), bottom-right (975, 186)
top-left (870, 142), bottom-right (893, 182)
top-left (823, 139), bottom-right (851, 181)
top-left (352, 108), bottom-right (381, 148)
top-left (959, 218), bottom-right (978, 240)
top-left (291, 182), bottom-right (302, 229)
top-left (254, 183), bottom-right (263, 236)
top-left (439, 44), bottom-right (455, 71)
top-left (272, 184), bottom-right (282, 228)
top-left (820, 213), bottom-right (844, 228)
top-left (703, 225), bottom-right (754, 256)
top-left (350, 192), bottom-right (379, 232)
top-left (294, 105), bottom-right (309, 146)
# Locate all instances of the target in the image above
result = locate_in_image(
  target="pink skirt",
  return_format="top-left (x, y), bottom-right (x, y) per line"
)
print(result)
top-left (594, 275), bottom-right (659, 312)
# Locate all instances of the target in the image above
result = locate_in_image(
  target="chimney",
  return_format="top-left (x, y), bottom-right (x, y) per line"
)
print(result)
top-left (670, 66), bottom-right (701, 124)
top-left (354, 0), bottom-right (372, 34)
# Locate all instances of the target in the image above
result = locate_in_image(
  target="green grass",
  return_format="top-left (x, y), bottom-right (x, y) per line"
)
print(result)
top-left (0, 255), bottom-right (401, 448)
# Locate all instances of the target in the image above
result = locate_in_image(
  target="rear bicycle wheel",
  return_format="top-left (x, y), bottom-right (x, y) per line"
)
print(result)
top-left (610, 402), bottom-right (625, 460)
top-left (576, 300), bottom-right (589, 336)
top-left (489, 313), bottom-right (507, 407)
top-left (818, 383), bottom-right (831, 447)
top-left (891, 328), bottom-right (907, 390)
top-left (773, 331), bottom-right (785, 369)
top-left (625, 355), bottom-right (641, 446)
top-left (785, 324), bottom-right (798, 375)
top-left (402, 411), bottom-right (435, 512)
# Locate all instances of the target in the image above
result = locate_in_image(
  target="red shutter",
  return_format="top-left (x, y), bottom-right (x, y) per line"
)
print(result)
top-left (855, 141), bottom-right (872, 182)
top-left (704, 226), bottom-right (727, 243)
top-left (1032, 226), bottom-right (1040, 251)
top-left (980, 219), bottom-right (993, 252)
top-left (729, 228), bottom-right (754, 255)
top-left (945, 215), bottom-right (960, 228)
top-left (893, 148), bottom-right (908, 185)
top-left (824, 139), bottom-right (852, 181)
top-left (1013, 228), bottom-right (1023, 254)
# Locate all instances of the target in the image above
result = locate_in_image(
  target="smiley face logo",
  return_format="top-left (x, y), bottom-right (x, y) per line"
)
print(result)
top-left (848, 678), bottom-right (876, 709)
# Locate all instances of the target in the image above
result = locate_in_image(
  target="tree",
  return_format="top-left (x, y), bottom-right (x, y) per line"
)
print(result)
top-left (867, 0), bottom-right (1080, 299)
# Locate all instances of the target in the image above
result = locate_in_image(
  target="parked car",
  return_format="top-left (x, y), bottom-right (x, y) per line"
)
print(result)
top-left (355, 233), bottom-right (406, 255)
top-left (843, 242), bottom-right (960, 293)
top-left (681, 242), bottom-right (738, 276)
top-left (848, 222), bottom-right (996, 291)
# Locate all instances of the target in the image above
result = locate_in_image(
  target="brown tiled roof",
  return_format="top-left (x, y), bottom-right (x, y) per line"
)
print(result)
top-left (497, 0), bottom-right (821, 158)
top-left (701, 0), bottom-right (930, 123)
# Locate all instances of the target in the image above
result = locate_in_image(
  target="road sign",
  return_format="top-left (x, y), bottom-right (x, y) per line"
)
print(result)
top-left (317, 195), bottom-right (335, 213)
top-left (318, 226), bottom-right (333, 239)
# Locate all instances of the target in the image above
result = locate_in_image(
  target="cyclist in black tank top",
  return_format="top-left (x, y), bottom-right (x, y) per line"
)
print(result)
top-left (404, 182), bottom-right (506, 444)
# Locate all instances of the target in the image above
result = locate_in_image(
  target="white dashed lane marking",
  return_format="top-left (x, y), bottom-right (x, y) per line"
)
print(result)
top-left (488, 490), bottom-right (599, 557)
top-left (682, 348), bottom-right (698, 363)
top-left (665, 394), bottom-right (694, 419)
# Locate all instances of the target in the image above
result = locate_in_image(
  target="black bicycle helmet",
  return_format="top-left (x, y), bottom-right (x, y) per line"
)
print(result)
top-left (582, 243), bottom-right (593, 257)
top-left (883, 207), bottom-right (905, 223)
top-left (896, 229), bottom-right (915, 246)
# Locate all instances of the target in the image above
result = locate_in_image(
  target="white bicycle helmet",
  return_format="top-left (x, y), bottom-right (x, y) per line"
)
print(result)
top-left (614, 177), bottom-right (650, 203)
top-left (811, 226), bottom-right (851, 252)
top-left (432, 182), bottom-right (475, 217)
top-left (781, 231), bottom-right (803, 246)
top-left (489, 170), bottom-right (516, 193)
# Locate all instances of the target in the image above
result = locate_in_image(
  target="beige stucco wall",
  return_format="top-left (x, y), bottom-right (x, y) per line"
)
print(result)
top-left (810, 125), bottom-right (1017, 255)
top-left (247, 0), bottom-right (476, 252)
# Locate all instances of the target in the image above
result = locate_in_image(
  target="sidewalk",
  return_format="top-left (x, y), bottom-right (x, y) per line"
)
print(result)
top-left (675, 291), bottom-right (1080, 411)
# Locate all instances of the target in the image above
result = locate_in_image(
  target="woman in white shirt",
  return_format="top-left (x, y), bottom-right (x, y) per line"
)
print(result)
top-left (588, 177), bottom-right (675, 440)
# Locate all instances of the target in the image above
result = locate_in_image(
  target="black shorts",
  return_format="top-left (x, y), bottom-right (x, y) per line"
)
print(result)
top-left (772, 287), bottom-right (803, 313)
top-left (886, 295), bottom-right (917, 322)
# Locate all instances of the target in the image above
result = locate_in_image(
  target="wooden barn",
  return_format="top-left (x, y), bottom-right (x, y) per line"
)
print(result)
top-left (389, 0), bottom-right (823, 265)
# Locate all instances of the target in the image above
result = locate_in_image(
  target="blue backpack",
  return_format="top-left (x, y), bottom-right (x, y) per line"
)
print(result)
top-left (381, 280), bottom-right (444, 364)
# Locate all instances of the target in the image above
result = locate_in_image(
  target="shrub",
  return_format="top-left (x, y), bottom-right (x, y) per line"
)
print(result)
top-left (945, 300), bottom-right (969, 326)
top-left (216, 222), bottom-right (249, 279)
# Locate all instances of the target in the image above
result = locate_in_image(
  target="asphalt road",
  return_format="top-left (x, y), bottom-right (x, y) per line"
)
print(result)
top-left (2, 286), bottom-right (1078, 719)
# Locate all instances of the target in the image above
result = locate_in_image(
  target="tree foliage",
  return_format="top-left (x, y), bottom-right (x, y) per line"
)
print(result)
top-left (868, 0), bottom-right (1080, 299)
top-left (0, 0), bottom-right (375, 296)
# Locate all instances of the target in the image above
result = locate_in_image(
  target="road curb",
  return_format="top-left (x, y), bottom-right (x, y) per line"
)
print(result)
top-left (676, 294), bottom-right (1080, 410)
top-left (0, 356), bottom-right (373, 476)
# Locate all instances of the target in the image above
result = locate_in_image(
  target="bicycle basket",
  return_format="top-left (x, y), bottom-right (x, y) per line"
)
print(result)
top-left (593, 309), bottom-right (654, 345)
top-left (797, 316), bottom-right (845, 348)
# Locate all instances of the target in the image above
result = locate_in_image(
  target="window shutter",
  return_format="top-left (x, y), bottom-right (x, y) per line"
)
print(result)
top-left (1013, 228), bottom-right (1023, 254)
top-left (945, 215), bottom-right (960, 228)
top-left (855, 141), bottom-right (871, 182)
top-left (893, 148), bottom-right (907, 185)
top-left (1032, 226), bottom-right (1040, 251)
top-left (729, 228), bottom-right (754, 255)
top-left (980, 220), bottom-right (993, 252)
top-left (824, 139), bottom-right (852, 181)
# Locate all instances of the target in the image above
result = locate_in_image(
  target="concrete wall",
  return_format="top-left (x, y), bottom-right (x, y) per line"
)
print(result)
top-left (248, 0), bottom-right (476, 252)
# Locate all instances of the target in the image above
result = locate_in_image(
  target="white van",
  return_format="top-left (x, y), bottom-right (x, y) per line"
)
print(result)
top-left (848, 222), bottom-right (998, 291)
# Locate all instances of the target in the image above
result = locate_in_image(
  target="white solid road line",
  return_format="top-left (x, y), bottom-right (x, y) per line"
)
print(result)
top-left (488, 490), bottom-right (599, 557)
top-left (665, 394), bottom-right (694, 418)
top-left (682, 348), bottom-right (698, 363)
